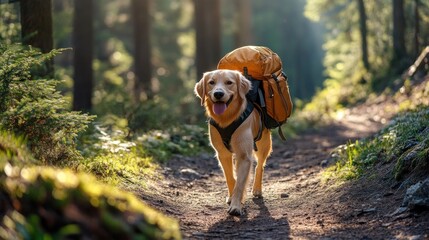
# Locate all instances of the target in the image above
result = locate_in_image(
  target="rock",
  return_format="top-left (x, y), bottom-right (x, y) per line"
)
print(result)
top-left (320, 159), bottom-right (329, 167)
top-left (402, 178), bottom-right (429, 211)
top-left (179, 168), bottom-right (202, 180)
top-left (389, 206), bottom-right (408, 217)
top-left (363, 207), bottom-right (377, 213)
top-left (282, 151), bottom-right (293, 158)
top-left (320, 155), bottom-right (338, 167)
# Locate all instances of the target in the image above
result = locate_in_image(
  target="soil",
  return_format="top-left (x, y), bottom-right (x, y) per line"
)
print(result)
top-left (137, 94), bottom-right (429, 239)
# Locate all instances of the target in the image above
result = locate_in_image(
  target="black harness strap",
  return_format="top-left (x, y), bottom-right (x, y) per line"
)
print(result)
top-left (209, 101), bottom-right (263, 152)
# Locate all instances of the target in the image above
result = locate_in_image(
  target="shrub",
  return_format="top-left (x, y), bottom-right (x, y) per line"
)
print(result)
top-left (0, 44), bottom-right (95, 164)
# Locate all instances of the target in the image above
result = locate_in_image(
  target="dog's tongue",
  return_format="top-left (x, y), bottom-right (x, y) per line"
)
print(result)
top-left (213, 103), bottom-right (227, 115)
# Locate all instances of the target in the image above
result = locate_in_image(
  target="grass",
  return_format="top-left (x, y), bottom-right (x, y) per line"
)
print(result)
top-left (80, 151), bottom-right (156, 187)
top-left (323, 106), bottom-right (429, 182)
top-left (74, 122), bottom-right (210, 187)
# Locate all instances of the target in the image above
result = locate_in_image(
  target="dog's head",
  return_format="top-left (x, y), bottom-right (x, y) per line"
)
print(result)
top-left (194, 69), bottom-right (251, 116)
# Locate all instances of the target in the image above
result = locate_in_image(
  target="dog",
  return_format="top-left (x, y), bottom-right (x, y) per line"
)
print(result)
top-left (194, 69), bottom-right (272, 216)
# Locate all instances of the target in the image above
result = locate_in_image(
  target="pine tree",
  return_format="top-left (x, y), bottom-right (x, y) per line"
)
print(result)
top-left (0, 44), bottom-right (95, 164)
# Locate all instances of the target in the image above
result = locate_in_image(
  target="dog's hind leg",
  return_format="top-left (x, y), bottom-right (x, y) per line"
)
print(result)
top-left (252, 130), bottom-right (272, 197)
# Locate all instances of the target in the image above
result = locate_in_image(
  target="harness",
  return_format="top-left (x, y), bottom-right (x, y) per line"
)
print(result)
top-left (209, 101), bottom-right (263, 152)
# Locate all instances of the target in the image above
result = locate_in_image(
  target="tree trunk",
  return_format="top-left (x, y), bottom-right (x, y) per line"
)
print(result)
top-left (194, 0), bottom-right (221, 79)
top-left (131, 0), bottom-right (152, 101)
top-left (413, 0), bottom-right (420, 58)
top-left (72, 0), bottom-right (94, 112)
top-left (357, 0), bottom-right (369, 71)
top-left (234, 0), bottom-right (252, 48)
top-left (20, 0), bottom-right (54, 77)
top-left (392, 0), bottom-right (407, 62)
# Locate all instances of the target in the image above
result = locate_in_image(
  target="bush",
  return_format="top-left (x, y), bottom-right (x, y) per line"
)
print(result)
top-left (0, 44), bottom-right (95, 164)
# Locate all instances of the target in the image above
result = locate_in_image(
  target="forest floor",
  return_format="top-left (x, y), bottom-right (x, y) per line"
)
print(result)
top-left (136, 93), bottom-right (429, 239)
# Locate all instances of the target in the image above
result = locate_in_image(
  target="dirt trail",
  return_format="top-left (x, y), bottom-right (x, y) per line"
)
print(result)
top-left (138, 104), bottom-right (429, 239)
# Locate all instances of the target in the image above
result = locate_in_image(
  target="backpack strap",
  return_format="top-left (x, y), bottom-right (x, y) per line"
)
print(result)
top-left (254, 84), bottom-right (287, 141)
top-left (277, 126), bottom-right (287, 141)
top-left (209, 101), bottom-right (262, 152)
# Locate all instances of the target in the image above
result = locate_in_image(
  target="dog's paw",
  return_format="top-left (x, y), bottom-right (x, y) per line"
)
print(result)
top-left (252, 189), bottom-right (263, 198)
top-left (227, 205), bottom-right (243, 216)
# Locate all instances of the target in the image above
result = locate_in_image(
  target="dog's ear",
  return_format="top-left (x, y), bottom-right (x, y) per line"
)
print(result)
top-left (238, 73), bottom-right (251, 100)
top-left (194, 72), bottom-right (209, 106)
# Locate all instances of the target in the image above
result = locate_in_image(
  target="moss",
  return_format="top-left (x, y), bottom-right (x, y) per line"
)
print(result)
top-left (394, 141), bottom-right (429, 179)
top-left (0, 165), bottom-right (181, 239)
top-left (0, 132), bottom-right (181, 239)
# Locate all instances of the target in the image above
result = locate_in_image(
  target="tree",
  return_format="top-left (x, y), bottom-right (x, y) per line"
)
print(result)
top-left (234, 0), bottom-right (252, 47)
top-left (20, 0), bottom-right (54, 77)
top-left (392, 0), bottom-right (407, 63)
top-left (72, 0), bottom-right (94, 111)
top-left (131, 0), bottom-right (152, 101)
top-left (357, 0), bottom-right (369, 71)
top-left (413, 0), bottom-right (420, 58)
top-left (194, 0), bottom-right (221, 79)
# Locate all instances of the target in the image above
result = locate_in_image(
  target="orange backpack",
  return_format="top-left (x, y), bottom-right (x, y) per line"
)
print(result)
top-left (218, 46), bottom-right (293, 139)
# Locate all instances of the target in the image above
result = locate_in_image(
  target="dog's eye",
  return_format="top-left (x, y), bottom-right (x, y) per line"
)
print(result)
top-left (208, 80), bottom-right (215, 85)
top-left (225, 80), bottom-right (233, 85)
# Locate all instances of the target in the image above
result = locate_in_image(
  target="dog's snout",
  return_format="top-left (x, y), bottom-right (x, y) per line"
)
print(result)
top-left (214, 91), bottom-right (224, 100)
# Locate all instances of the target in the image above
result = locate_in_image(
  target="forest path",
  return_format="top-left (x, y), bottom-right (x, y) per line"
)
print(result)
top-left (137, 103), bottom-right (429, 239)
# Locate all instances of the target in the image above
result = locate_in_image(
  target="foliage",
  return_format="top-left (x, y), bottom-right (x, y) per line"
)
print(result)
top-left (0, 44), bottom-right (95, 164)
top-left (75, 123), bottom-right (155, 186)
top-left (81, 151), bottom-right (155, 187)
top-left (302, 0), bottom-right (373, 124)
top-left (0, 130), bottom-right (35, 168)
top-left (0, 159), bottom-right (181, 239)
top-left (302, 0), bottom-right (429, 125)
top-left (75, 122), bottom-right (209, 186)
top-left (324, 106), bottom-right (429, 181)
top-left (0, 3), bottom-right (20, 44)
top-left (137, 124), bottom-right (211, 162)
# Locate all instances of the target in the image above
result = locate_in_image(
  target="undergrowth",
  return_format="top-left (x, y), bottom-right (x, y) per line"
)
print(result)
top-left (0, 44), bottom-right (94, 164)
top-left (75, 122), bottom-right (209, 187)
top-left (324, 106), bottom-right (429, 181)
top-left (0, 133), bottom-right (181, 239)
top-left (0, 44), bottom-right (210, 188)
top-left (0, 43), bottom-right (184, 237)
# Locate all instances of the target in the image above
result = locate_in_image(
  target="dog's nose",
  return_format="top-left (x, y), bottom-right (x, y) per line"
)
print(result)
top-left (214, 91), bottom-right (224, 100)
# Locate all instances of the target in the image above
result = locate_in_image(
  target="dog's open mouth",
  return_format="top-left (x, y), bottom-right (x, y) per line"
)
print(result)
top-left (213, 96), bottom-right (233, 115)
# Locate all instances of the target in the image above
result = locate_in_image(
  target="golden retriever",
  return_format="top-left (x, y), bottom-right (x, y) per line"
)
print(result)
top-left (194, 69), bottom-right (272, 216)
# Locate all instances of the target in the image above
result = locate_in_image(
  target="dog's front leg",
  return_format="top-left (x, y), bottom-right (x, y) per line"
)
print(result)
top-left (217, 151), bottom-right (235, 203)
top-left (228, 151), bottom-right (253, 216)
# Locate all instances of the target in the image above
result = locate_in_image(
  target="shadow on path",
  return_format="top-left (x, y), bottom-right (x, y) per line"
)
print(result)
top-left (200, 197), bottom-right (290, 239)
